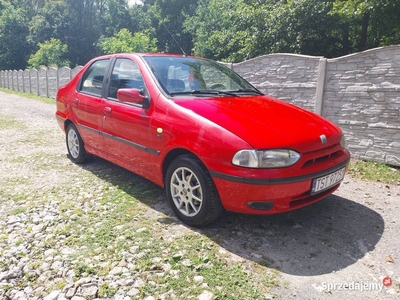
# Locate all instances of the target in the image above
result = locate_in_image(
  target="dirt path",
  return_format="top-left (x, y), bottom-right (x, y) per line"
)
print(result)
top-left (0, 91), bottom-right (399, 299)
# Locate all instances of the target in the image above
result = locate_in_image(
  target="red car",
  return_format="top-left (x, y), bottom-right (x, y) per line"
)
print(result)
top-left (56, 53), bottom-right (350, 226)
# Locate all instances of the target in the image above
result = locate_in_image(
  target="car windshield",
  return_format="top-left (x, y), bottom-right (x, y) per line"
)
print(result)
top-left (142, 56), bottom-right (262, 97)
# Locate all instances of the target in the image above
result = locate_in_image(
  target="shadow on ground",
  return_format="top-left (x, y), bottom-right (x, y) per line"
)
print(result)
top-left (79, 155), bottom-right (384, 277)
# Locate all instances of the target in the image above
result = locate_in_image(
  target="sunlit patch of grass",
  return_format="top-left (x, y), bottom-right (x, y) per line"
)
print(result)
top-left (134, 233), bottom-right (278, 299)
top-left (349, 159), bottom-right (400, 184)
top-left (10, 206), bottom-right (27, 215)
top-left (98, 282), bottom-right (118, 298)
top-left (0, 114), bottom-right (26, 129)
top-left (0, 87), bottom-right (55, 104)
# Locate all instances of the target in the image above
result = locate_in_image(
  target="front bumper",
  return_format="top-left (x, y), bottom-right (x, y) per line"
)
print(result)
top-left (210, 157), bottom-right (350, 214)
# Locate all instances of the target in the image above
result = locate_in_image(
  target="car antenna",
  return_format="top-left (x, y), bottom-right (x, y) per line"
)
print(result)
top-left (162, 23), bottom-right (187, 57)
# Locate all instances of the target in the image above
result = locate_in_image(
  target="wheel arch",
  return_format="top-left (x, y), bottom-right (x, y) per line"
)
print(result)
top-left (64, 119), bottom-right (74, 132)
top-left (162, 148), bottom-right (207, 184)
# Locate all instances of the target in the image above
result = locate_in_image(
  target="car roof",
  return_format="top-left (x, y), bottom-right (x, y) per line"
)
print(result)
top-left (92, 53), bottom-right (199, 60)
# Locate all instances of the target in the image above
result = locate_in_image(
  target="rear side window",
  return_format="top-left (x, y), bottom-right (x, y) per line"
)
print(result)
top-left (79, 59), bottom-right (110, 96)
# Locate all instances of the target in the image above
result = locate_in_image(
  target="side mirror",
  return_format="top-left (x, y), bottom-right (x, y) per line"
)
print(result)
top-left (117, 88), bottom-right (149, 108)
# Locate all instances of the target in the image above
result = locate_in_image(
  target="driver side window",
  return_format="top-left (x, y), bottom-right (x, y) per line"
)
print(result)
top-left (108, 58), bottom-right (144, 99)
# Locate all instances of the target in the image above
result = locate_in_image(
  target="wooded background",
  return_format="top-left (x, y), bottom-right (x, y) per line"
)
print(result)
top-left (1, 0), bottom-right (399, 70)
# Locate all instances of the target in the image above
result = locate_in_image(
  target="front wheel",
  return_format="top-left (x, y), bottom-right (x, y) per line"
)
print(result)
top-left (66, 123), bottom-right (87, 164)
top-left (165, 155), bottom-right (223, 227)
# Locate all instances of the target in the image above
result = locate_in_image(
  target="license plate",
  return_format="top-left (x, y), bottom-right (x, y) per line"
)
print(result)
top-left (311, 167), bottom-right (346, 195)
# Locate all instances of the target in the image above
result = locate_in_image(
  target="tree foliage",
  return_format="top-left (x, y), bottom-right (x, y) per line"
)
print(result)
top-left (0, 1), bottom-right (32, 69)
top-left (28, 38), bottom-right (70, 69)
top-left (0, 0), bottom-right (400, 69)
top-left (331, 0), bottom-right (400, 51)
top-left (144, 0), bottom-right (198, 54)
top-left (98, 28), bottom-right (158, 53)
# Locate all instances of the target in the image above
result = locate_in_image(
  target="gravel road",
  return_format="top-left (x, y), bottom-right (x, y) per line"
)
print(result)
top-left (0, 91), bottom-right (399, 300)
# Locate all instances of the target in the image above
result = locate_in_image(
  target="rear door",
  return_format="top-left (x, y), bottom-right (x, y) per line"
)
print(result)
top-left (73, 59), bottom-right (110, 151)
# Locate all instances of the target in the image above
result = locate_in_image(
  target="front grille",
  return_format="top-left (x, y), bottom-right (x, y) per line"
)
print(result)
top-left (301, 150), bottom-right (341, 169)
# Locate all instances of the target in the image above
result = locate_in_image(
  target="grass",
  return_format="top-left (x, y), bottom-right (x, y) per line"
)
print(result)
top-left (348, 159), bottom-right (400, 184)
top-left (0, 87), bottom-right (55, 104)
top-left (0, 114), bottom-right (27, 130)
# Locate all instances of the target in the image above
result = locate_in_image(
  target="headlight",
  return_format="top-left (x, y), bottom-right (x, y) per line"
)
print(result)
top-left (232, 149), bottom-right (301, 168)
top-left (340, 133), bottom-right (348, 149)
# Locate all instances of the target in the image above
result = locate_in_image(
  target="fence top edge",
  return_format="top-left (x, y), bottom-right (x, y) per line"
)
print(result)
top-left (233, 53), bottom-right (324, 66)
top-left (328, 44), bottom-right (400, 62)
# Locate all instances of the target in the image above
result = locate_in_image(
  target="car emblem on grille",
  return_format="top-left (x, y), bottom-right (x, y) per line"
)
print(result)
top-left (320, 134), bottom-right (327, 144)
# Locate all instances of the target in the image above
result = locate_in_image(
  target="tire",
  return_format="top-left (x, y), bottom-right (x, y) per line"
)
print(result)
top-left (165, 155), bottom-right (223, 227)
top-left (66, 123), bottom-right (87, 164)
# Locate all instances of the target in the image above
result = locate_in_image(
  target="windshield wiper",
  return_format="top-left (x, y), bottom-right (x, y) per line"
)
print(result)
top-left (170, 90), bottom-right (238, 97)
top-left (226, 89), bottom-right (264, 95)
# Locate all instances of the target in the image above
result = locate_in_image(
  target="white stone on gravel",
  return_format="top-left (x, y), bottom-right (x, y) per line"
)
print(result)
top-left (74, 277), bottom-right (92, 287)
top-left (7, 216), bottom-right (22, 225)
top-left (198, 290), bottom-right (214, 300)
top-left (43, 290), bottom-right (61, 300)
top-left (12, 291), bottom-right (27, 300)
top-left (194, 275), bottom-right (204, 283)
top-left (79, 282), bottom-right (98, 297)
top-left (133, 278), bottom-right (145, 287)
top-left (71, 296), bottom-right (86, 300)
top-left (60, 247), bottom-right (75, 255)
top-left (109, 266), bottom-right (123, 275)
top-left (65, 287), bottom-right (76, 299)
top-left (127, 287), bottom-right (140, 296)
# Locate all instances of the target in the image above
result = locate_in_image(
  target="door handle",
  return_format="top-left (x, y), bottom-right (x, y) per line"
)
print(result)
top-left (103, 107), bottom-right (112, 114)
top-left (73, 98), bottom-right (79, 105)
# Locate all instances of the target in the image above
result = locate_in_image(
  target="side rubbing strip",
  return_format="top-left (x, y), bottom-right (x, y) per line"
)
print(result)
top-left (56, 115), bottom-right (66, 123)
top-left (77, 124), bottom-right (160, 156)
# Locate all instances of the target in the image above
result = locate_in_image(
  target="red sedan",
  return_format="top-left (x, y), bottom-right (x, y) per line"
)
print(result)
top-left (56, 53), bottom-right (350, 226)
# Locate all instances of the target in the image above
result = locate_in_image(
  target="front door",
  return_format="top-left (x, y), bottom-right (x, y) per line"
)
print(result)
top-left (101, 58), bottom-right (157, 179)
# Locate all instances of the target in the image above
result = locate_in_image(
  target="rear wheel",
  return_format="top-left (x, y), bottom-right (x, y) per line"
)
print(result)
top-left (166, 155), bottom-right (223, 227)
top-left (66, 123), bottom-right (87, 164)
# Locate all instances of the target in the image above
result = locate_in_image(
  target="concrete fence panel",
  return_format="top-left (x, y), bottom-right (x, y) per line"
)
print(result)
top-left (38, 69), bottom-right (47, 97)
top-left (71, 66), bottom-right (83, 78)
top-left (322, 46), bottom-right (400, 166)
top-left (232, 53), bottom-right (321, 112)
top-left (58, 67), bottom-right (71, 88)
top-left (30, 69), bottom-right (39, 96)
top-left (17, 70), bottom-right (24, 92)
top-left (47, 68), bottom-right (58, 99)
top-left (12, 70), bottom-right (17, 91)
top-left (23, 69), bottom-right (31, 94)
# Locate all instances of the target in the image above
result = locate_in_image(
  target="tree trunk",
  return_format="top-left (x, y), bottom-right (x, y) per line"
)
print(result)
top-left (357, 12), bottom-right (369, 51)
top-left (342, 23), bottom-right (350, 54)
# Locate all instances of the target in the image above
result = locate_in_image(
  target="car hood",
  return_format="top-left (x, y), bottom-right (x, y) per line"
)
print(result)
top-left (174, 95), bottom-right (341, 151)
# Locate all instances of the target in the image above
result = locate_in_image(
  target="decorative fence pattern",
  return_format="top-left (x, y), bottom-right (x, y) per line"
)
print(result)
top-left (1, 46), bottom-right (399, 166)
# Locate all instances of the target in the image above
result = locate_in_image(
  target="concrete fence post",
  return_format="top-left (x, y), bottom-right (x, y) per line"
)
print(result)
top-left (46, 69), bottom-right (49, 98)
top-left (29, 70), bottom-right (32, 94)
top-left (314, 58), bottom-right (327, 115)
top-left (36, 70), bottom-right (40, 96)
